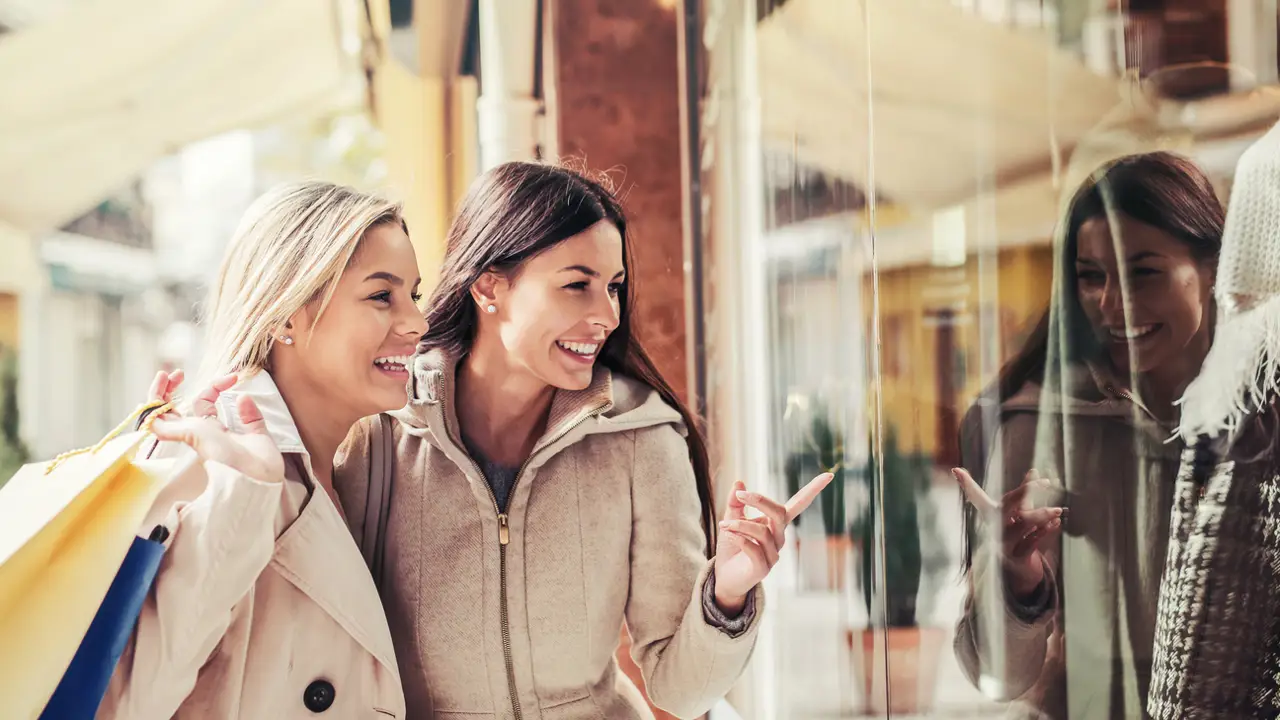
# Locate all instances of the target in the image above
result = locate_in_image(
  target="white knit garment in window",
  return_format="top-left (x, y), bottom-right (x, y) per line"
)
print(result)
top-left (1178, 118), bottom-right (1280, 439)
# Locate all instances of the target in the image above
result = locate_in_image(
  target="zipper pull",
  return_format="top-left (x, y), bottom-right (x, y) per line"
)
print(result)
top-left (498, 513), bottom-right (510, 545)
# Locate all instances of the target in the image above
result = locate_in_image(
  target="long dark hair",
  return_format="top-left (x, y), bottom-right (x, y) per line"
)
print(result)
top-left (421, 161), bottom-right (718, 557)
top-left (962, 151), bottom-right (1224, 570)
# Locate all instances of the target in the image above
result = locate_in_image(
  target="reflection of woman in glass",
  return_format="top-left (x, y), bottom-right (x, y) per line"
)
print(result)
top-left (1150, 120), bottom-right (1280, 720)
top-left (952, 152), bottom-right (1224, 720)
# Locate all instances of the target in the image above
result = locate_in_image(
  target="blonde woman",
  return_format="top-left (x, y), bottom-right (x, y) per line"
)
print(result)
top-left (101, 182), bottom-right (424, 718)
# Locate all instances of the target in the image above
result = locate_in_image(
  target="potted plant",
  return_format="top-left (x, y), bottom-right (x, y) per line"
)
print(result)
top-left (846, 426), bottom-right (947, 716)
top-left (784, 410), bottom-right (851, 591)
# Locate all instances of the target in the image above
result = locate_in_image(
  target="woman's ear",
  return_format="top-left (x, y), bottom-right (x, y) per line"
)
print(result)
top-left (1202, 257), bottom-right (1218, 295)
top-left (470, 270), bottom-right (508, 313)
top-left (275, 309), bottom-right (310, 345)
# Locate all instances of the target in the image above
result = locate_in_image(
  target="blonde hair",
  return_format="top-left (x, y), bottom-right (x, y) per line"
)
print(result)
top-left (195, 181), bottom-right (405, 394)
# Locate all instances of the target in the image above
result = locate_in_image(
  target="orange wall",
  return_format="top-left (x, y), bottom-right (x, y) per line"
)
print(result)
top-left (869, 245), bottom-right (1054, 457)
top-left (0, 293), bottom-right (18, 352)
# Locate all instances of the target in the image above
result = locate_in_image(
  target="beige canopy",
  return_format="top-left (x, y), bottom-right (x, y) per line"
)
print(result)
top-left (757, 0), bottom-right (1280, 267)
top-left (0, 0), bottom-right (365, 233)
top-left (757, 0), bottom-right (1124, 209)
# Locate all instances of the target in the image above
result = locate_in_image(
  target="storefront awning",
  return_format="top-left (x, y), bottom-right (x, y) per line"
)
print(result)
top-left (860, 125), bottom-right (1276, 271)
top-left (756, 0), bottom-right (1125, 210)
top-left (757, 0), bottom-right (1280, 268)
top-left (0, 0), bottom-right (366, 233)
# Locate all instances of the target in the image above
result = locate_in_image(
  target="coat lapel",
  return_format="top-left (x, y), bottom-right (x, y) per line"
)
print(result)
top-left (269, 481), bottom-right (400, 678)
top-left (214, 370), bottom-right (400, 678)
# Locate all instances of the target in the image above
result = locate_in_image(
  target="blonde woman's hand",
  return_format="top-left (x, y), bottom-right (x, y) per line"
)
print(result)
top-left (712, 472), bottom-right (836, 614)
top-left (146, 369), bottom-right (239, 419)
top-left (147, 369), bottom-right (184, 412)
top-left (953, 467), bottom-right (1064, 599)
top-left (151, 394), bottom-right (285, 484)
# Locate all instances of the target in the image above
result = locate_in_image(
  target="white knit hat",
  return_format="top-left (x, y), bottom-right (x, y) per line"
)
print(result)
top-left (1177, 118), bottom-right (1280, 439)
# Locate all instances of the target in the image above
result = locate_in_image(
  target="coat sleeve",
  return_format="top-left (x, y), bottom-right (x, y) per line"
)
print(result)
top-left (953, 410), bottom-right (1063, 701)
top-left (624, 424), bottom-right (764, 720)
top-left (98, 442), bottom-right (283, 719)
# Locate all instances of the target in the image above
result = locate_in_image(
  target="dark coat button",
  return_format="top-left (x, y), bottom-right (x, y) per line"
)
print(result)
top-left (304, 679), bottom-right (336, 712)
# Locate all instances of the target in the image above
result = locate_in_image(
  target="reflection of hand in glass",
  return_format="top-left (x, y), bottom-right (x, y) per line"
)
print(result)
top-left (953, 468), bottom-right (1065, 600)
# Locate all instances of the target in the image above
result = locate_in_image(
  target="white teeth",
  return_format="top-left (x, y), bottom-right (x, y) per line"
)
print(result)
top-left (557, 341), bottom-right (599, 356)
top-left (1109, 326), bottom-right (1157, 340)
top-left (374, 355), bottom-right (411, 367)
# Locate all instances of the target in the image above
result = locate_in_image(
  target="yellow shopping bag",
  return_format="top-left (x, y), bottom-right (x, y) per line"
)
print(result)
top-left (0, 401), bottom-right (182, 719)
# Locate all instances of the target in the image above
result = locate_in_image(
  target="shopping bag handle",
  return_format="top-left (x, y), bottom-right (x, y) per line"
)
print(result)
top-left (44, 400), bottom-right (175, 475)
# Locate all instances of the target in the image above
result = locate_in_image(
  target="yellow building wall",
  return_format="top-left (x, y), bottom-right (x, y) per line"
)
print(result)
top-left (870, 244), bottom-right (1054, 458)
top-left (368, 3), bottom-right (478, 291)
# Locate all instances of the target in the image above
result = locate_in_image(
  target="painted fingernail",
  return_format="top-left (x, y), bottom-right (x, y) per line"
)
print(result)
top-left (735, 491), bottom-right (750, 501)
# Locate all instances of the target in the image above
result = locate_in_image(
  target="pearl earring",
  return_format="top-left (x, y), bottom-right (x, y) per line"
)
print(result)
top-left (485, 304), bottom-right (497, 314)
top-left (281, 336), bottom-right (294, 345)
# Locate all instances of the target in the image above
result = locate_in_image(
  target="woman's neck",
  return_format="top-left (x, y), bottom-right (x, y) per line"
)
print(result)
top-left (1131, 330), bottom-right (1213, 422)
top-left (455, 340), bottom-right (555, 467)
top-left (269, 370), bottom-right (359, 491)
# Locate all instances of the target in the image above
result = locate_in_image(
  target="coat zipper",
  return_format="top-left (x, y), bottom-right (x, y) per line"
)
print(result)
top-left (436, 375), bottom-right (607, 720)
top-left (497, 513), bottom-right (518, 720)
top-left (1107, 384), bottom-right (1156, 422)
top-left (438, 422), bottom-right (526, 720)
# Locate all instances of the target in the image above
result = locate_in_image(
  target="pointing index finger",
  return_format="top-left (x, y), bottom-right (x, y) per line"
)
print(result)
top-left (953, 467), bottom-right (999, 514)
top-left (785, 472), bottom-right (835, 522)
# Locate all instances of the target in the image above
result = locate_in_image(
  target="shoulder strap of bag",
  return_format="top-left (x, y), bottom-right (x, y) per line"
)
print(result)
top-left (360, 413), bottom-right (396, 587)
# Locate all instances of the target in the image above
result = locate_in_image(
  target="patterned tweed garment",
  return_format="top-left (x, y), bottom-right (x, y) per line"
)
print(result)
top-left (1179, 118), bottom-right (1280, 440)
top-left (1148, 437), bottom-right (1280, 719)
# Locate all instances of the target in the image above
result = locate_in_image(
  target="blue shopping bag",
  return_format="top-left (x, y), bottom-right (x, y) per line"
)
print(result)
top-left (39, 526), bottom-right (168, 719)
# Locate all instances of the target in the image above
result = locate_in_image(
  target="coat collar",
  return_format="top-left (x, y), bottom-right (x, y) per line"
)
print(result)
top-left (419, 349), bottom-right (612, 416)
top-left (214, 370), bottom-right (306, 456)
top-left (1001, 361), bottom-right (1150, 419)
top-left (395, 348), bottom-right (618, 449)
top-left (995, 360), bottom-right (1176, 445)
top-left (391, 348), bottom-right (683, 477)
